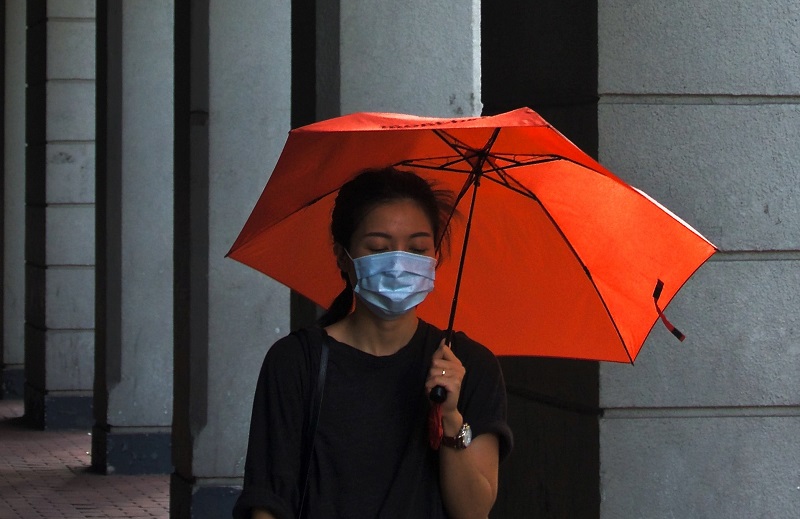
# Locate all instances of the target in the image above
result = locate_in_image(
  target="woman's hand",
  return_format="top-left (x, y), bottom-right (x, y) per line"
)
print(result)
top-left (427, 338), bottom-right (500, 519)
top-left (425, 338), bottom-right (466, 423)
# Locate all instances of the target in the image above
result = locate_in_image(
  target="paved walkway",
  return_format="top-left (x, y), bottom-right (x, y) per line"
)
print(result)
top-left (0, 399), bottom-right (169, 519)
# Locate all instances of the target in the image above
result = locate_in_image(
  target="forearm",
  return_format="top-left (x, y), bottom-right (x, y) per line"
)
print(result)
top-left (438, 411), bottom-right (499, 519)
top-left (252, 508), bottom-right (277, 519)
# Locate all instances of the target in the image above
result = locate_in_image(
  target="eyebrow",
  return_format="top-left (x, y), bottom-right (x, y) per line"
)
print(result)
top-left (363, 231), bottom-right (433, 239)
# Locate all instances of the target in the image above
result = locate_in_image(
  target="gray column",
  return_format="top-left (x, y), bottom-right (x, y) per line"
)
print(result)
top-left (170, 1), bottom-right (291, 517)
top-left (0, 0), bottom-right (4, 397)
top-left (2, 0), bottom-right (26, 399)
top-left (92, 0), bottom-right (174, 475)
top-left (182, 0), bottom-right (486, 515)
top-left (598, 2), bottom-right (800, 518)
top-left (24, 1), bottom-right (96, 429)
top-left (318, 0), bottom-right (482, 117)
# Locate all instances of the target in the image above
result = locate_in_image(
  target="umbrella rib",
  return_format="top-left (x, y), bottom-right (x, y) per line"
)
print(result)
top-left (434, 163), bottom-right (484, 257)
top-left (412, 128), bottom-right (631, 361)
top-left (431, 129), bottom-right (481, 160)
top-left (399, 161), bottom-right (474, 175)
top-left (480, 156), bottom-right (542, 199)
top-left (477, 152), bottom-right (631, 361)
top-left (400, 148), bottom-right (595, 201)
top-left (530, 196), bottom-right (634, 364)
top-left (228, 186), bottom-right (343, 258)
top-left (485, 153), bottom-right (632, 360)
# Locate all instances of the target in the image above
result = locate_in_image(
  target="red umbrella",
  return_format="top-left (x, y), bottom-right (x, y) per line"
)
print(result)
top-left (228, 108), bottom-right (716, 363)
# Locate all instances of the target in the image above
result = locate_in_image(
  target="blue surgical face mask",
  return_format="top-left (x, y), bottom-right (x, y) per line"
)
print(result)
top-left (349, 250), bottom-right (437, 320)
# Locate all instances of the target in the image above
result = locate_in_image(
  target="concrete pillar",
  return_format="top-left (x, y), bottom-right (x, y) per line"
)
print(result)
top-left (170, 1), bottom-right (291, 517)
top-left (598, 2), bottom-right (800, 517)
top-left (2, 0), bottom-right (27, 399)
top-left (318, 0), bottom-right (483, 117)
top-left (172, 2), bottom-right (483, 515)
top-left (0, 0), bottom-right (4, 398)
top-left (92, 1), bottom-right (174, 475)
top-left (24, 0), bottom-right (96, 429)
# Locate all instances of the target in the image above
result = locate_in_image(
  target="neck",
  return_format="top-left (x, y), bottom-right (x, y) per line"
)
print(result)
top-left (332, 305), bottom-right (419, 356)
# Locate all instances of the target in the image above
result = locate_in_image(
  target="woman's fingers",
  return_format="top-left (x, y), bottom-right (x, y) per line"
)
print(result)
top-left (426, 338), bottom-right (465, 409)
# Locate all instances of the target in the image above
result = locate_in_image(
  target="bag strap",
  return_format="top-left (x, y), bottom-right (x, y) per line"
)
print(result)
top-left (298, 330), bottom-right (330, 519)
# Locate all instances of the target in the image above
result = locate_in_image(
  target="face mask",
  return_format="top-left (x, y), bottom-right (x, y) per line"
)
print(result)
top-left (350, 251), bottom-right (437, 320)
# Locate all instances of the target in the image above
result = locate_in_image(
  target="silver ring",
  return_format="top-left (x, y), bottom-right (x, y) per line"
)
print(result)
top-left (441, 369), bottom-right (446, 376)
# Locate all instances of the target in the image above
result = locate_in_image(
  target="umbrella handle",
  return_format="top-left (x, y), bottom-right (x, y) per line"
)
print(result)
top-left (429, 386), bottom-right (447, 403)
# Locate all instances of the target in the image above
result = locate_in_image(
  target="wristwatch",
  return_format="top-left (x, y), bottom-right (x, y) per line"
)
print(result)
top-left (441, 422), bottom-right (472, 449)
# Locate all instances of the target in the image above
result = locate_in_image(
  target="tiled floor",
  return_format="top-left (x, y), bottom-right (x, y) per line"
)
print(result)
top-left (0, 399), bottom-right (169, 518)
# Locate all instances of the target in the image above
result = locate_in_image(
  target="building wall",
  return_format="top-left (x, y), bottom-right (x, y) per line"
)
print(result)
top-left (598, 2), bottom-right (800, 517)
top-left (2, 0), bottom-right (27, 399)
top-left (92, 0), bottom-right (175, 475)
top-left (2, 1), bottom-right (797, 517)
top-left (170, 1), bottom-right (293, 516)
top-left (24, 0), bottom-right (96, 429)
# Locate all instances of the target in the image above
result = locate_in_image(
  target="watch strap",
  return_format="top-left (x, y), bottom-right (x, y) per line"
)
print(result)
top-left (441, 422), bottom-right (470, 449)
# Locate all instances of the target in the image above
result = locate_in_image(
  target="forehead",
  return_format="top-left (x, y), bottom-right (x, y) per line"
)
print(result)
top-left (356, 199), bottom-right (434, 234)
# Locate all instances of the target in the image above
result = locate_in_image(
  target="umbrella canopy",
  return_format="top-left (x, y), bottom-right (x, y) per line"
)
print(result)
top-left (228, 108), bottom-right (716, 363)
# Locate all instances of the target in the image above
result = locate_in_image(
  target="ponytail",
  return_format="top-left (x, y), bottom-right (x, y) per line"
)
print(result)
top-left (316, 274), bottom-right (354, 327)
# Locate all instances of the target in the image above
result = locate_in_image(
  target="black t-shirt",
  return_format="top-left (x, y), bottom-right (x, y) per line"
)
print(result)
top-left (233, 320), bottom-right (513, 519)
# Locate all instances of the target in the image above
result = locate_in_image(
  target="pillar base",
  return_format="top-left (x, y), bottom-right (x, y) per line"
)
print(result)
top-left (91, 425), bottom-right (172, 474)
top-left (1, 366), bottom-right (25, 399)
top-left (24, 384), bottom-right (92, 429)
top-left (170, 472), bottom-right (241, 519)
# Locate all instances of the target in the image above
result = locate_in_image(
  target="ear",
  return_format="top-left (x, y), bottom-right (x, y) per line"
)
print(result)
top-left (334, 243), bottom-right (357, 286)
top-left (333, 243), bottom-right (350, 273)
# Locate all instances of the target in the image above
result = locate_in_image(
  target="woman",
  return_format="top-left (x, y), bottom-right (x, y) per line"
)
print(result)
top-left (233, 168), bottom-right (512, 519)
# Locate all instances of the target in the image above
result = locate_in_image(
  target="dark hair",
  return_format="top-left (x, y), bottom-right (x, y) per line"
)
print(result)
top-left (317, 167), bottom-right (456, 327)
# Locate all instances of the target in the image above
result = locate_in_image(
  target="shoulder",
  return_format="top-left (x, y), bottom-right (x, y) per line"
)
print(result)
top-left (255, 326), bottom-right (329, 400)
top-left (264, 330), bottom-right (303, 362)
top-left (452, 331), bottom-right (500, 373)
top-left (263, 326), bottom-right (326, 373)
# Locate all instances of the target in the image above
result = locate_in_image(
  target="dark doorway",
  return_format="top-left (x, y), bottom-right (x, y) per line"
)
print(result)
top-left (482, 2), bottom-right (601, 518)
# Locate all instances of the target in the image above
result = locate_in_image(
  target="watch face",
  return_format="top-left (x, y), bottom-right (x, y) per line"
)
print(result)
top-left (461, 424), bottom-right (472, 448)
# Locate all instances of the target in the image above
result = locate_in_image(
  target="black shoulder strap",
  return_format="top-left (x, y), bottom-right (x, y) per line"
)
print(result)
top-left (298, 328), bottom-right (330, 519)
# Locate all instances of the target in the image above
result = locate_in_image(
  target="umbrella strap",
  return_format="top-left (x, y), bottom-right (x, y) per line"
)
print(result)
top-left (428, 403), bottom-right (443, 450)
top-left (653, 279), bottom-right (686, 342)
